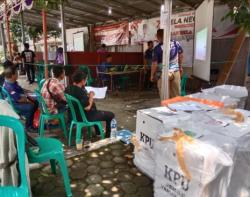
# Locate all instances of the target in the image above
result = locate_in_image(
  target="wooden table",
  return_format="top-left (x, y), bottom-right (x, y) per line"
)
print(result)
top-left (98, 70), bottom-right (143, 91)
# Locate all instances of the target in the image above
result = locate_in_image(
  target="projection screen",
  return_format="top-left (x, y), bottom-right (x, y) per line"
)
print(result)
top-left (193, 0), bottom-right (214, 81)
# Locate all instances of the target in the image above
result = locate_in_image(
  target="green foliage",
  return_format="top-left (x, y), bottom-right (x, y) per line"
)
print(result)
top-left (10, 19), bottom-right (42, 44)
top-left (27, 26), bottom-right (42, 40)
top-left (48, 30), bottom-right (61, 39)
top-left (222, 0), bottom-right (250, 33)
top-left (34, 0), bottom-right (68, 10)
top-left (10, 19), bottom-right (24, 43)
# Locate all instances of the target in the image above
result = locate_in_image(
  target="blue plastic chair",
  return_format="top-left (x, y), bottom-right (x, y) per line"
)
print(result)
top-left (0, 115), bottom-right (30, 197)
top-left (27, 137), bottom-right (72, 197)
top-left (65, 94), bottom-right (105, 147)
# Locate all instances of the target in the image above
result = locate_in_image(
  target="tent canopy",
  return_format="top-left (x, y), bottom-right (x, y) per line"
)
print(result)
top-left (16, 0), bottom-right (206, 29)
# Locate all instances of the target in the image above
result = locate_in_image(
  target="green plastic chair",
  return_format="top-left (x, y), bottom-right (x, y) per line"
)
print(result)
top-left (79, 65), bottom-right (94, 86)
top-left (119, 76), bottom-right (129, 90)
top-left (27, 137), bottom-right (72, 197)
top-left (38, 79), bottom-right (46, 91)
top-left (0, 86), bottom-right (20, 114)
top-left (65, 94), bottom-right (104, 146)
top-left (34, 89), bottom-right (67, 138)
top-left (35, 62), bottom-right (45, 84)
top-left (181, 73), bottom-right (188, 96)
top-left (0, 115), bottom-right (29, 197)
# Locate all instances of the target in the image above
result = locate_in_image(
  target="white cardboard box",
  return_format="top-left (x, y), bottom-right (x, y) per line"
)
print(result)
top-left (134, 107), bottom-right (190, 179)
top-left (154, 110), bottom-right (250, 197)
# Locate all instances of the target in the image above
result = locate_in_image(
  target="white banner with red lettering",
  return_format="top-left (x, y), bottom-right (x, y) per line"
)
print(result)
top-left (94, 22), bottom-right (129, 46)
top-left (171, 11), bottom-right (195, 68)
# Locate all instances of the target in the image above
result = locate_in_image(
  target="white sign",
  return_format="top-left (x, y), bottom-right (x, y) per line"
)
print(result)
top-left (85, 86), bottom-right (107, 99)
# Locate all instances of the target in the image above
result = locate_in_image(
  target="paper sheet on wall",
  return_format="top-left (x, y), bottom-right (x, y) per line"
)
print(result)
top-left (85, 86), bottom-right (107, 99)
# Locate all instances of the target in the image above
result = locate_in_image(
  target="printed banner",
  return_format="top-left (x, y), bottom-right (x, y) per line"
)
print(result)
top-left (129, 11), bottom-right (195, 67)
top-left (171, 11), bottom-right (195, 41)
top-left (129, 17), bottom-right (160, 45)
top-left (171, 11), bottom-right (195, 68)
top-left (213, 5), bottom-right (240, 39)
top-left (94, 22), bottom-right (129, 46)
top-left (129, 11), bottom-right (195, 44)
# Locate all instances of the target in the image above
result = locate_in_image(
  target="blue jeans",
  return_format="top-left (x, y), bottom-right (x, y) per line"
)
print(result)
top-left (15, 103), bottom-right (36, 128)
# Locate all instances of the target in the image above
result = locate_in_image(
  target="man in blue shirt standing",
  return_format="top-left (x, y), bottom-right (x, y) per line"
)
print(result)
top-left (151, 29), bottom-right (183, 99)
top-left (3, 66), bottom-right (38, 132)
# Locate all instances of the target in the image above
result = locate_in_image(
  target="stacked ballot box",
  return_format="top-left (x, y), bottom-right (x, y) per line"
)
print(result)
top-left (196, 85), bottom-right (248, 109)
top-left (134, 106), bottom-right (250, 197)
top-left (134, 107), bottom-right (191, 179)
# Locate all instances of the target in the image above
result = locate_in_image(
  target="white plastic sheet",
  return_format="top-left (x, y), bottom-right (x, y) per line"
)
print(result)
top-left (188, 92), bottom-right (239, 108)
top-left (202, 85), bottom-right (248, 109)
top-left (134, 107), bottom-right (191, 179)
top-left (154, 132), bottom-right (233, 197)
top-left (153, 110), bottom-right (250, 197)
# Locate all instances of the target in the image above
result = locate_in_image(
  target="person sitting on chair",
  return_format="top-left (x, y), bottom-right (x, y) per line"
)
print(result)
top-left (41, 66), bottom-right (67, 115)
top-left (98, 54), bottom-right (114, 73)
top-left (65, 70), bottom-right (115, 138)
top-left (0, 60), bottom-right (16, 86)
top-left (3, 66), bottom-right (38, 132)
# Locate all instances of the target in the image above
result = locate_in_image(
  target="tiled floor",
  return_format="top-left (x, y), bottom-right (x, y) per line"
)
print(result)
top-left (30, 142), bottom-right (154, 197)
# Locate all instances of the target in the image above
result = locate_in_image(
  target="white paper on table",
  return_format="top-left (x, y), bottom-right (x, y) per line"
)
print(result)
top-left (85, 86), bottom-right (107, 99)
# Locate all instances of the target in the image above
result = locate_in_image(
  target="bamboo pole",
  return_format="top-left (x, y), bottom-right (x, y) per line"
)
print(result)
top-left (42, 9), bottom-right (49, 79)
top-left (5, 0), bottom-right (12, 60)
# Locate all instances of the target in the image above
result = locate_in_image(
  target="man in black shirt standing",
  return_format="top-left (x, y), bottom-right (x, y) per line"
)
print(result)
top-left (65, 70), bottom-right (115, 138)
top-left (21, 43), bottom-right (36, 84)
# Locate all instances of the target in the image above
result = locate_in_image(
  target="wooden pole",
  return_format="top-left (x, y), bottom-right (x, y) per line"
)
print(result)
top-left (42, 9), bottom-right (49, 79)
top-left (60, 2), bottom-right (69, 86)
top-left (20, 11), bottom-right (25, 45)
top-left (60, 3), bottom-right (67, 65)
top-left (0, 23), bottom-right (7, 60)
top-left (5, 0), bottom-right (12, 60)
